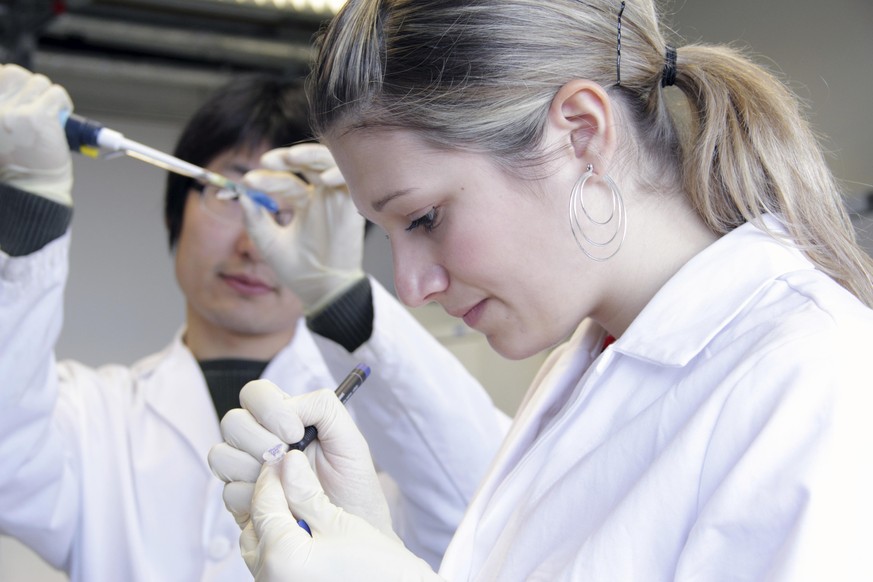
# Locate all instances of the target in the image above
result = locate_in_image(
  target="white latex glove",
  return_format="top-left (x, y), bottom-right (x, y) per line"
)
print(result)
top-left (242, 450), bottom-right (444, 582)
top-left (0, 64), bottom-right (73, 205)
top-left (208, 379), bottom-right (395, 538)
top-left (240, 143), bottom-right (365, 314)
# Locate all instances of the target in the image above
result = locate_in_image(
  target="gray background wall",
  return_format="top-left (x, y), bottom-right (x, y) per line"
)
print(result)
top-left (2, 0), bottom-right (872, 579)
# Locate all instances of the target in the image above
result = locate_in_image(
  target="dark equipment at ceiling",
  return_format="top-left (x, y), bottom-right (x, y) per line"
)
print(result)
top-left (0, 0), bottom-right (331, 120)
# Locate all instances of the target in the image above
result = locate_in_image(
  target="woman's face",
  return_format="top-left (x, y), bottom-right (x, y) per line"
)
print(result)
top-left (329, 129), bottom-right (602, 360)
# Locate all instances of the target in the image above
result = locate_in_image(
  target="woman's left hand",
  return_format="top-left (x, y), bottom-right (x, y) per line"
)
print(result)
top-left (243, 451), bottom-right (445, 582)
top-left (208, 380), bottom-right (395, 537)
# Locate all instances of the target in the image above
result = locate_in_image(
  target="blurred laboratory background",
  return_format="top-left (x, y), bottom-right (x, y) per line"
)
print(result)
top-left (1, 0), bottom-right (871, 579)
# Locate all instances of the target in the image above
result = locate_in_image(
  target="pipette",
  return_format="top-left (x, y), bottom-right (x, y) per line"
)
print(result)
top-left (62, 112), bottom-right (279, 213)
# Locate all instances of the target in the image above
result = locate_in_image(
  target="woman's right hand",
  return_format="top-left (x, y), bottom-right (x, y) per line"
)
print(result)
top-left (208, 379), bottom-right (396, 539)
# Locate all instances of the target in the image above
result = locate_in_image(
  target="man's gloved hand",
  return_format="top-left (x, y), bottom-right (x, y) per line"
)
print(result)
top-left (240, 144), bottom-right (365, 314)
top-left (208, 379), bottom-right (395, 538)
top-left (241, 451), bottom-right (444, 582)
top-left (0, 64), bottom-right (73, 205)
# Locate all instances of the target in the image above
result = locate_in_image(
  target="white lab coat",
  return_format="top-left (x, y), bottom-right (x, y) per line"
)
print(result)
top-left (0, 232), bottom-right (507, 581)
top-left (440, 217), bottom-right (873, 581)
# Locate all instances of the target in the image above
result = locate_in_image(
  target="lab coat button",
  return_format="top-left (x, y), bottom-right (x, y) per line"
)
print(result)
top-left (207, 536), bottom-right (232, 560)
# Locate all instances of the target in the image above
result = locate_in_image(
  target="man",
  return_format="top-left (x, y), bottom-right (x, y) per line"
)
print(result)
top-left (0, 64), bottom-right (506, 581)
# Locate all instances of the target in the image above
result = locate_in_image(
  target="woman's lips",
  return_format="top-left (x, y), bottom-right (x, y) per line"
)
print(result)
top-left (462, 299), bottom-right (486, 328)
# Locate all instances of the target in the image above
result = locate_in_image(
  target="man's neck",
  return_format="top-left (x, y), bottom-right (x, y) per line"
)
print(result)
top-left (183, 317), bottom-right (297, 361)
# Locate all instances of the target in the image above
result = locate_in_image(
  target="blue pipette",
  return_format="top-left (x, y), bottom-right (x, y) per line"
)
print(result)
top-left (61, 112), bottom-right (279, 213)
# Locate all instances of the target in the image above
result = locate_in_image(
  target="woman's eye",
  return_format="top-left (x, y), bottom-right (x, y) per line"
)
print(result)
top-left (406, 207), bottom-right (440, 233)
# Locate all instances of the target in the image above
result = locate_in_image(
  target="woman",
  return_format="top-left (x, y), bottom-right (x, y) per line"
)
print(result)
top-left (210, 0), bottom-right (873, 579)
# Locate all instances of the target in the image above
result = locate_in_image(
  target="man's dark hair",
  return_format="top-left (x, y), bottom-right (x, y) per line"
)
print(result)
top-left (164, 73), bottom-right (312, 250)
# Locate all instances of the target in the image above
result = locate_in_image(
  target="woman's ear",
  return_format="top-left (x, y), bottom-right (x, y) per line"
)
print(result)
top-left (547, 80), bottom-right (616, 168)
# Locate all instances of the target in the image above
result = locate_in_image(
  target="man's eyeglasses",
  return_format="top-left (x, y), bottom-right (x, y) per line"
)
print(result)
top-left (193, 183), bottom-right (294, 226)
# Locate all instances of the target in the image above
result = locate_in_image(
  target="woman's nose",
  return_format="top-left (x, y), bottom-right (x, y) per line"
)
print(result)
top-left (392, 241), bottom-right (448, 308)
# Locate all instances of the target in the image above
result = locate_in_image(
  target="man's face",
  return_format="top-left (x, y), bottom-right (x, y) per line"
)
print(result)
top-left (174, 145), bottom-right (303, 356)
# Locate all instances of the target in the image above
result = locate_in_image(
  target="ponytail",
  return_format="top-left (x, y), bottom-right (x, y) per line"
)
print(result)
top-left (665, 44), bottom-right (873, 306)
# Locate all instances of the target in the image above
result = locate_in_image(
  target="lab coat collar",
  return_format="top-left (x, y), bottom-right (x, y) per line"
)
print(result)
top-left (613, 215), bottom-right (815, 366)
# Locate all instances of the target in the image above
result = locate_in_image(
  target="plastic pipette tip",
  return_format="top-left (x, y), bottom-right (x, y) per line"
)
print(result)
top-left (247, 190), bottom-right (280, 214)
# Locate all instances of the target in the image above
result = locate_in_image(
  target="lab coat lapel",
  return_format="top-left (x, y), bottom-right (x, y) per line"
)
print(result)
top-left (486, 319), bottom-right (606, 485)
top-left (441, 319), bottom-right (606, 579)
top-left (262, 319), bottom-right (335, 396)
top-left (140, 331), bottom-right (220, 475)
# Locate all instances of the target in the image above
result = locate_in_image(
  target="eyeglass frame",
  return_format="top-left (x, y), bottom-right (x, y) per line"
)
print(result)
top-left (191, 182), bottom-right (294, 227)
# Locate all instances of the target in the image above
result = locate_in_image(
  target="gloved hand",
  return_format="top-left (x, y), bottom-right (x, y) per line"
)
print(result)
top-left (240, 143), bottom-right (365, 314)
top-left (208, 379), bottom-right (395, 538)
top-left (0, 64), bottom-right (73, 205)
top-left (242, 450), bottom-right (444, 582)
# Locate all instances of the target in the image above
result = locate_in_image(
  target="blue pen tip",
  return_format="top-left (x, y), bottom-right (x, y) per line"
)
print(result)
top-left (297, 519), bottom-right (312, 536)
top-left (355, 363), bottom-right (371, 379)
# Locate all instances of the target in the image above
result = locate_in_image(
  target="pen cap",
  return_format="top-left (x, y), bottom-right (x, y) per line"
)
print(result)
top-left (336, 363), bottom-right (370, 404)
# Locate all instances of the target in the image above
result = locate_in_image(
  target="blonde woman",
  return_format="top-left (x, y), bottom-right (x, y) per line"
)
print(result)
top-left (210, 0), bottom-right (873, 579)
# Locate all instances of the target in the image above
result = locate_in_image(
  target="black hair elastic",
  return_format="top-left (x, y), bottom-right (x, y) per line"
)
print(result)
top-left (661, 45), bottom-right (677, 87)
top-left (616, 1), bottom-right (626, 85)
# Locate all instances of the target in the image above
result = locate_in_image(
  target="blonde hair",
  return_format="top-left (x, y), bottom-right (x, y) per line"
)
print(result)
top-left (308, 0), bottom-right (873, 306)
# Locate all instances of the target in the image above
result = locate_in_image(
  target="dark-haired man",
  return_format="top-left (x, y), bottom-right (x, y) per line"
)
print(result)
top-left (0, 64), bottom-right (506, 581)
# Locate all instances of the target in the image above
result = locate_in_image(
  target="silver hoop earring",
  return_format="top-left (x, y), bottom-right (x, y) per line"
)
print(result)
top-left (568, 164), bottom-right (627, 262)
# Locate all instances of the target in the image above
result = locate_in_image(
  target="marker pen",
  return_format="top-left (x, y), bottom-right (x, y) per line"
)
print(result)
top-left (261, 362), bottom-right (371, 535)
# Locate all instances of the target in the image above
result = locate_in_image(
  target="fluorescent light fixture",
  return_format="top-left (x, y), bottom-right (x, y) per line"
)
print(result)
top-left (227, 0), bottom-right (346, 14)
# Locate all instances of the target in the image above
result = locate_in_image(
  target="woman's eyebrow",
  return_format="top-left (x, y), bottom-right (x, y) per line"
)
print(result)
top-left (372, 187), bottom-right (418, 212)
